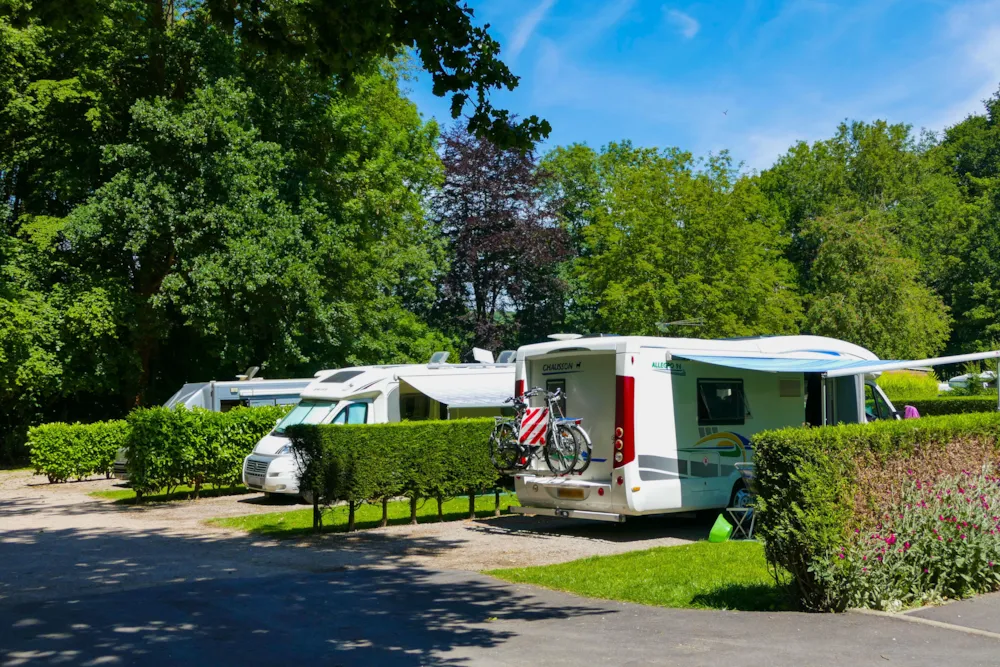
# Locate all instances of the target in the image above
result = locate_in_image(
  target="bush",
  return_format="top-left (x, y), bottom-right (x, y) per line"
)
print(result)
top-left (289, 419), bottom-right (497, 530)
top-left (898, 396), bottom-right (998, 416)
top-left (754, 412), bottom-right (1000, 611)
top-left (126, 405), bottom-right (288, 499)
top-left (876, 371), bottom-right (938, 400)
top-left (28, 420), bottom-right (129, 482)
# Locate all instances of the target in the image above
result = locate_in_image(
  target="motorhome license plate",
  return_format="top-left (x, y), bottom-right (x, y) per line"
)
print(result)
top-left (246, 474), bottom-right (265, 489)
top-left (557, 488), bottom-right (585, 500)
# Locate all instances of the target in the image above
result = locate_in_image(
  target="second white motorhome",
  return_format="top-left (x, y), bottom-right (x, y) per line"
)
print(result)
top-left (509, 335), bottom-right (1000, 523)
top-left (242, 355), bottom-right (515, 499)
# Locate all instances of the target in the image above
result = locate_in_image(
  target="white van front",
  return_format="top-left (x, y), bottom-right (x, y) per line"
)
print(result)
top-left (242, 399), bottom-right (342, 495)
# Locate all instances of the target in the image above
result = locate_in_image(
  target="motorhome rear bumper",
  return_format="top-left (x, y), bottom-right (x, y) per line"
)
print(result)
top-left (509, 505), bottom-right (626, 523)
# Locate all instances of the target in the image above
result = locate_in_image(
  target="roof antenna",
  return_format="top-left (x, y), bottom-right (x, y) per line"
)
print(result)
top-left (656, 318), bottom-right (705, 333)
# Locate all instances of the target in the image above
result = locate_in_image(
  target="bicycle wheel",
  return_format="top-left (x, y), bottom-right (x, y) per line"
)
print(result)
top-left (567, 423), bottom-right (593, 474)
top-left (544, 422), bottom-right (580, 475)
top-left (489, 421), bottom-right (522, 471)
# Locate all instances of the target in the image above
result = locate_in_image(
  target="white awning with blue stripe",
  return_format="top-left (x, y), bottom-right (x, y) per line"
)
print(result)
top-left (676, 350), bottom-right (1000, 378)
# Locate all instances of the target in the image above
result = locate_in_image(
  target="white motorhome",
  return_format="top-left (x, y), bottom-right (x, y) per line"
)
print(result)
top-left (113, 374), bottom-right (316, 480)
top-left (242, 355), bottom-right (515, 499)
top-left (510, 335), bottom-right (1000, 523)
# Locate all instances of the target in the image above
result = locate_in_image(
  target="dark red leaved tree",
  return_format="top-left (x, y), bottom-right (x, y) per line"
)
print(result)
top-left (433, 126), bottom-right (569, 351)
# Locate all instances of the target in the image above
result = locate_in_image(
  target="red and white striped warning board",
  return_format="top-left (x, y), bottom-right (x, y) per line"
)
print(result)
top-left (519, 407), bottom-right (549, 445)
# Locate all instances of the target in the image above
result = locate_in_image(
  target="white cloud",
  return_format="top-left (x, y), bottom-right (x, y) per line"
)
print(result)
top-left (508, 0), bottom-right (558, 60)
top-left (665, 9), bottom-right (700, 39)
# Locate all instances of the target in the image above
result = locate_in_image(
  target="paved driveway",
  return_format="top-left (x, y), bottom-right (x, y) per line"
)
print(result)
top-left (3, 471), bottom-right (1000, 666)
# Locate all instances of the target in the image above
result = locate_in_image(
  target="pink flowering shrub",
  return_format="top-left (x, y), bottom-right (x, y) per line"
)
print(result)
top-left (824, 469), bottom-right (1000, 610)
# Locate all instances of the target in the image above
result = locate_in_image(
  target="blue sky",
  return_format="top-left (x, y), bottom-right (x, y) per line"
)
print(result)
top-left (406, 0), bottom-right (1000, 170)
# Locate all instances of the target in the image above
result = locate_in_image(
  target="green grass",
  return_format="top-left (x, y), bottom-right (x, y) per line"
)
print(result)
top-left (488, 540), bottom-right (793, 611)
top-left (208, 493), bottom-right (519, 537)
top-left (90, 483), bottom-right (253, 504)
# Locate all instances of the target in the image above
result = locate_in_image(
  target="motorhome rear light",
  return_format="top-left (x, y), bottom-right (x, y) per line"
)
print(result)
top-left (616, 476), bottom-right (624, 486)
top-left (515, 379), bottom-right (525, 398)
top-left (615, 427), bottom-right (624, 438)
top-left (614, 375), bottom-right (635, 467)
top-left (614, 439), bottom-right (624, 450)
top-left (597, 487), bottom-right (605, 496)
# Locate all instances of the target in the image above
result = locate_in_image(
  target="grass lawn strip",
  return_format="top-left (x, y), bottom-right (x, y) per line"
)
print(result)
top-left (90, 483), bottom-right (253, 504)
top-left (208, 493), bottom-right (519, 537)
top-left (487, 541), bottom-right (792, 611)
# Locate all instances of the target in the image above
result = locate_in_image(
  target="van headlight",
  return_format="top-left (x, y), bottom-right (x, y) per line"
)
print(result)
top-left (277, 444), bottom-right (293, 455)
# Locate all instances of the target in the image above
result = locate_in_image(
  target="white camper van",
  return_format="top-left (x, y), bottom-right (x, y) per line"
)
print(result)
top-left (242, 355), bottom-right (515, 499)
top-left (510, 335), bottom-right (1000, 523)
top-left (113, 374), bottom-right (315, 480)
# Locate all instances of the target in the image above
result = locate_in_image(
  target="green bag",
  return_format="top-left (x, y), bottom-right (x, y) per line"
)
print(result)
top-left (708, 513), bottom-right (733, 542)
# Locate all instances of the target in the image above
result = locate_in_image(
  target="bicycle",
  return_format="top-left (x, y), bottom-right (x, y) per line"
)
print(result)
top-left (489, 387), bottom-right (593, 475)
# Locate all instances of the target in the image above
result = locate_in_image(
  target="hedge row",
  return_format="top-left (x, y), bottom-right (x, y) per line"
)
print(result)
top-left (896, 396), bottom-right (998, 416)
top-left (754, 412), bottom-right (1000, 611)
top-left (126, 405), bottom-right (289, 498)
top-left (28, 420), bottom-right (129, 482)
top-left (288, 419), bottom-right (497, 531)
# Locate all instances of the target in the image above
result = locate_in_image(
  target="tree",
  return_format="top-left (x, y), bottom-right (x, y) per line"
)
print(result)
top-left (432, 126), bottom-right (569, 350)
top-left (5, 0), bottom-right (548, 149)
top-left (552, 143), bottom-right (801, 337)
top-left (800, 215), bottom-right (951, 359)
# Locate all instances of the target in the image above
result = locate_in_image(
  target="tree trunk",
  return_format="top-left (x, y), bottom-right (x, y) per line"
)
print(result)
top-left (437, 494), bottom-right (443, 521)
top-left (469, 489), bottom-right (476, 519)
top-left (410, 496), bottom-right (418, 525)
top-left (348, 501), bottom-right (356, 532)
top-left (495, 488), bottom-right (501, 517)
top-left (193, 477), bottom-right (201, 500)
top-left (313, 497), bottom-right (322, 532)
top-left (381, 498), bottom-right (388, 528)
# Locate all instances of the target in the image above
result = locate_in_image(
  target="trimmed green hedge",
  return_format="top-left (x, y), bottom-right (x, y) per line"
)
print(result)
top-left (28, 420), bottom-right (129, 482)
top-left (126, 405), bottom-right (289, 499)
top-left (288, 419), bottom-right (497, 531)
top-left (895, 396), bottom-right (998, 416)
top-left (754, 412), bottom-right (1000, 611)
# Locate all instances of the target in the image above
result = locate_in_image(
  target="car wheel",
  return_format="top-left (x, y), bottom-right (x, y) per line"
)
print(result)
top-left (300, 489), bottom-right (315, 505)
top-left (729, 481), bottom-right (752, 509)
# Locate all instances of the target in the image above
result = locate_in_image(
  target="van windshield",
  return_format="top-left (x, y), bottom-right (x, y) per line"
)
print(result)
top-left (273, 400), bottom-right (338, 435)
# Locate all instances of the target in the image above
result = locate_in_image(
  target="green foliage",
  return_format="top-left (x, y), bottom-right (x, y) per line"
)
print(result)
top-left (875, 371), bottom-right (939, 401)
top-left (488, 541), bottom-right (791, 611)
top-left (288, 419), bottom-right (497, 526)
top-left (754, 412), bottom-right (1000, 611)
top-left (546, 143), bottom-right (801, 337)
top-left (27, 420), bottom-right (128, 483)
top-left (126, 405), bottom-right (288, 498)
top-left (898, 396), bottom-right (999, 416)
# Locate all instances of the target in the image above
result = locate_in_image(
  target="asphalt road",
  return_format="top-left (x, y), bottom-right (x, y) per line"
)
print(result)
top-left (4, 471), bottom-right (1000, 666)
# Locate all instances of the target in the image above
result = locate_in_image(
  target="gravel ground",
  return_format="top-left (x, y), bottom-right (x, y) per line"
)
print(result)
top-left (0, 469), bottom-right (700, 605)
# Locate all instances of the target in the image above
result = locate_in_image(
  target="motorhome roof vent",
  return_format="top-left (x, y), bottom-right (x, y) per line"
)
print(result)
top-left (429, 351), bottom-right (450, 365)
top-left (496, 350), bottom-right (516, 364)
top-left (321, 370), bottom-right (364, 384)
top-left (548, 333), bottom-right (583, 341)
top-left (472, 347), bottom-right (494, 364)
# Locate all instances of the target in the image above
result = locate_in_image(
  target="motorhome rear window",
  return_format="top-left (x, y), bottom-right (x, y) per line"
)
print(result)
top-left (322, 370), bottom-right (364, 384)
top-left (697, 379), bottom-right (747, 425)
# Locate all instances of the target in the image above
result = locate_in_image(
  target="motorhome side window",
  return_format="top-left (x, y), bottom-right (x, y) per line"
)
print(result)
top-left (697, 379), bottom-right (747, 425)
top-left (546, 379), bottom-right (567, 416)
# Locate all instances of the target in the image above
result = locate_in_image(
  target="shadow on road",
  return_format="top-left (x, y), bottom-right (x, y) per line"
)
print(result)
top-left (0, 525), bottom-right (607, 666)
top-left (468, 512), bottom-right (711, 543)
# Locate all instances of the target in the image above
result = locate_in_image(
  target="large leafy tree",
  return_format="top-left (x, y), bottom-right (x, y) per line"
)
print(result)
top-left (554, 142), bottom-right (802, 337)
top-left (432, 126), bottom-right (569, 350)
top-left (761, 120), bottom-right (958, 357)
top-left (0, 3), bottom-right (451, 458)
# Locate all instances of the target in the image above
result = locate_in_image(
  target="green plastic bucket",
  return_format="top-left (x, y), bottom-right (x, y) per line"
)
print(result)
top-left (708, 513), bottom-right (733, 542)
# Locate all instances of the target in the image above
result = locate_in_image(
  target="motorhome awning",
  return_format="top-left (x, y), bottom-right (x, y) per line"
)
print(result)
top-left (676, 350), bottom-right (1000, 378)
top-left (398, 373), bottom-right (513, 409)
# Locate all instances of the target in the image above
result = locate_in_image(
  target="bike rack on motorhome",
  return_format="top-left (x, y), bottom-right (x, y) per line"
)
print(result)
top-left (242, 352), bottom-right (516, 499)
top-left (508, 335), bottom-right (1000, 523)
